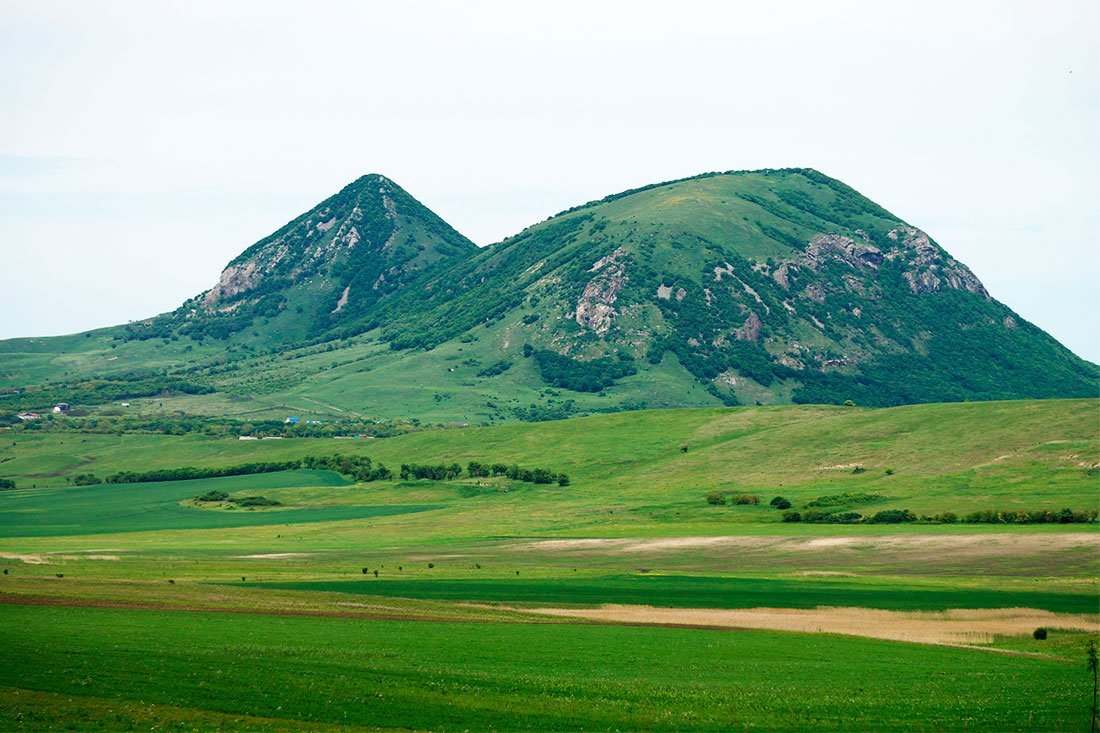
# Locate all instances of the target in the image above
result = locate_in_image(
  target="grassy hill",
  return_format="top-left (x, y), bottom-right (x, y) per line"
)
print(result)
top-left (4, 399), bottom-right (1096, 534)
top-left (1, 169), bottom-right (1095, 426)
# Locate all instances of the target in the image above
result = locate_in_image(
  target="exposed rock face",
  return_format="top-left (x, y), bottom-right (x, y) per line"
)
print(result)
top-left (772, 263), bottom-right (792, 289)
top-left (763, 227), bottom-right (988, 309)
top-left (803, 233), bottom-right (883, 271)
top-left (202, 201), bottom-right (368, 310)
top-left (203, 260), bottom-right (263, 307)
top-left (331, 285), bottom-right (351, 314)
top-left (734, 311), bottom-right (763, 342)
top-left (887, 227), bottom-right (989, 298)
top-left (575, 248), bottom-right (630, 335)
top-left (803, 282), bottom-right (826, 303)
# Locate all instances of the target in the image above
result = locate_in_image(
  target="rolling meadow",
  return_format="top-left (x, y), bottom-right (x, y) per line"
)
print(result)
top-left (1, 399), bottom-right (1097, 729)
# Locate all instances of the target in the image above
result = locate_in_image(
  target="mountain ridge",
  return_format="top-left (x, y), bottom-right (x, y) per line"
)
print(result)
top-left (0, 168), bottom-right (1094, 423)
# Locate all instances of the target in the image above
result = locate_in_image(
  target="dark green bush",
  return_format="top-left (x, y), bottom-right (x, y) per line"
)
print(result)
top-left (236, 495), bottom-right (281, 507)
top-left (770, 496), bottom-right (791, 509)
top-left (533, 350), bottom-right (637, 392)
top-left (869, 509), bottom-right (918, 524)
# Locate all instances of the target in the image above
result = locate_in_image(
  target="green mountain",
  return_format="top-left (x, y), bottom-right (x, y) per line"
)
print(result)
top-left (0, 169), bottom-right (1094, 423)
top-left (365, 168), bottom-right (1095, 409)
top-left (132, 173), bottom-right (477, 345)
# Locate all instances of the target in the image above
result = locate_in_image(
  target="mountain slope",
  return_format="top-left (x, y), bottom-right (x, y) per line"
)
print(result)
top-left (130, 173), bottom-right (476, 345)
top-left (0, 169), bottom-right (1094, 424)
top-left (367, 168), bottom-right (1095, 409)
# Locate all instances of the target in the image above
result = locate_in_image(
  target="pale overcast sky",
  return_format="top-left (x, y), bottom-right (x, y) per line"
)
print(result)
top-left (1, 1), bottom-right (1097, 361)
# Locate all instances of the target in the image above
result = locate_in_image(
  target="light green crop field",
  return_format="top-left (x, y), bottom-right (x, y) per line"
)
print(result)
top-left (0, 399), bottom-right (1097, 730)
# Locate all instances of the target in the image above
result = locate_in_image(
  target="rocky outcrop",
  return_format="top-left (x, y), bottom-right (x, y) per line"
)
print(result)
top-left (734, 311), bottom-right (763, 342)
top-left (575, 248), bottom-right (629, 335)
top-left (202, 254), bottom-right (279, 307)
top-left (803, 233), bottom-right (883, 270)
top-left (887, 227), bottom-right (989, 298)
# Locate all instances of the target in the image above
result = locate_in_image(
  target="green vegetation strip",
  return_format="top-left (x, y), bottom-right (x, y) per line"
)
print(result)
top-left (0, 604), bottom-right (1091, 731)
top-left (0, 470), bottom-right (438, 537)
top-left (255, 574), bottom-right (1100, 614)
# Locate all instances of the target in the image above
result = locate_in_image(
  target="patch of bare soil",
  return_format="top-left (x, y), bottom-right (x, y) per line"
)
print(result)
top-left (0, 553), bottom-right (50, 565)
top-left (519, 604), bottom-right (1100, 646)
top-left (235, 553), bottom-right (313, 559)
top-left (517, 537), bottom-right (785, 554)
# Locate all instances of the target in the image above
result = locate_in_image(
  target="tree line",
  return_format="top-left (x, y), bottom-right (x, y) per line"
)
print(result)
top-left (68, 454), bottom-right (570, 488)
top-left (99, 461), bottom-right (302, 485)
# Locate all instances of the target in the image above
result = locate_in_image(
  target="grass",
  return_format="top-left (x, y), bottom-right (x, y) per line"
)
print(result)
top-left (4, 400), bottom-right (1096, 514)
top-left (253, 574), bottom-right (1100, 614)
top-left (0, 603), bottom-right (1094, 731)
top-left (0, 399), bottom-right (1095, 730)
top-left (0, 470), bottom-right (439, 537)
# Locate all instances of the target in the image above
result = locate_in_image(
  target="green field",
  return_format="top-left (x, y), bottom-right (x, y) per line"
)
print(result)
top-left (0, 604), bottom-right (1093, 732)
top-left (254, 574), bottom-right (1100, 614)
top-left (0, 399), bottom-right (1097, 730)
top-left (0, 470), bottom-right (439, 537)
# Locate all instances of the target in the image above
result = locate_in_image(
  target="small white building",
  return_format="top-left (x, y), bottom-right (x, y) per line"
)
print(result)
top-left (52, 403), bottom-right (70, 414)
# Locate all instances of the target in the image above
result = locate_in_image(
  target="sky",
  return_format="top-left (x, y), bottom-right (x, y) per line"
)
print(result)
top-left (1, 0), bottom-right (1097, 361)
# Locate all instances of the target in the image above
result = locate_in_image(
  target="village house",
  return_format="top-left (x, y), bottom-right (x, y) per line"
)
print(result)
top-left (52, 403), bottom-right (70, 414)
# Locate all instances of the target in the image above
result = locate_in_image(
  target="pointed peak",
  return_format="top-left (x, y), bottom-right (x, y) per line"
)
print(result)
top-left (342, 173), bottom-right (396, 193)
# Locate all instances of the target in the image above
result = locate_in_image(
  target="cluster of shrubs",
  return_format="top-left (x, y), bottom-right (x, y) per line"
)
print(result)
top-left (195, 490), bottom-right (281, 507)
top-left (416, 461), bottom-right (569, 486)
top-left (302, 455), bottom-right (392, 482)
top-left (0, 479), bottom-right (15, 490)
top-left (962, 509), bottom-right (1097, 524)
top-left (805, 492), bottom-right (885, 508)
top-left (476, 360), bottom-right (513, 378)
top-left (532, 349), bottom-right (637, 393)
top-left (782, 508), bottom-right (1098, 525)
top-left (707, 493), bottom-right (790, 508)
top-left (781, 509), bottom-right (884, 524)
top-left (706, 492), bottom-right (761, 506)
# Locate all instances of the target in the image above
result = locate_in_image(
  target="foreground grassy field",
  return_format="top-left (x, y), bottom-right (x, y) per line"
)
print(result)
top-left (0, 399), bottom-right (1097, 730)
top-left (0, 603), bottom-right (1094, 731)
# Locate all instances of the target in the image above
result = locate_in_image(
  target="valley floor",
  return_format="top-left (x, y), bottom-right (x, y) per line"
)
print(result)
top-left (0, 400), bottom-right (1097, 730)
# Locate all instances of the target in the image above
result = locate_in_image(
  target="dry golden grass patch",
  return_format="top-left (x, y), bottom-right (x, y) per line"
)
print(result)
top-left (516, 532), bottom-right (1099, 559)
top-left (519, 604), bottom-right (1100, 646)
